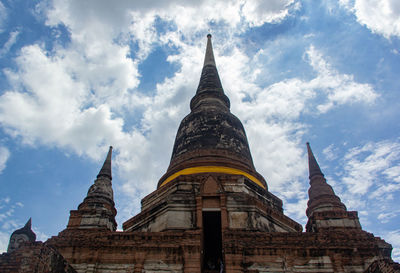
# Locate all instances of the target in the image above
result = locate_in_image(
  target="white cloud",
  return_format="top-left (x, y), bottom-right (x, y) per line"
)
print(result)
top-left (378, 212), bottom-right (397, 223)
top-left (322, 139), bottom-right (400, 237)
top-left (0, 146), bottom-right (9, 174)
top-left (234, 45), bottom-right (377, 121)
top-left (384, 166), bottom-right (400, 183)
top-left (285, 197), bottom-right (308, 223)
top-left (305, 46), bottom-right (378, 113)
top-left (0, 30), bottom-right (19, 57)
top-left (323, 144), bottom-right (338, 161)
top-left (342, 140), bottom-right (400, 195)
top-left (32, 229), bottom-right (49, 243)
top-left (340, 0), bottom-right (400, 38)
top-left (44, 0), bottom-right (298, 54)
top-left (244, 120), bottom-right (306, 193)
top-left (338, 0), bottom-right (352, 9)
top-left (241, 0), bottom-right (297, 26)
top-left (0, 40), bottom-right (138, 157)
top-left (239, 77), bottom-right (315, 120)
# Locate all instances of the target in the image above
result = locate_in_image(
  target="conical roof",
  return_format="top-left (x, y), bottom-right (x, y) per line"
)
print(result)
top-left (97, 146), bottom-right (112, 180)
top-left (306, 142), bottom-right (324, 179)
top-left (158, 35), bottom-right (266, 189)
top-left (86, 146), bottom-right (114, 202)
top-left (11, 218), bottom-right (36, 242)
top-left (306, 142), bottom-right (346, 217)
top-left (72, 146), bottom-right (117, 231)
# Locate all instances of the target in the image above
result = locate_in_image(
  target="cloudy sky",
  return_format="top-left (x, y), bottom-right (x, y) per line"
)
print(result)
top-left (0, 0), bottom-right (399, 261)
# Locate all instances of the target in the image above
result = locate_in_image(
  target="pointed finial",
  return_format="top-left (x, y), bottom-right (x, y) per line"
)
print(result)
top-left (10, 218), bottom-right (36, 241)
top-left (203, 33), bottom-right (216, 67)
top-left (7, 217), bottom-right (36, 252)
top-left (97, 146), bottom-right (113, 179)
top-left (306, 142), bottom-right (324, 178)
top-left (190, 34), bottom-right (229, 110)
top-left (25, 218), bottom-right (32, 229)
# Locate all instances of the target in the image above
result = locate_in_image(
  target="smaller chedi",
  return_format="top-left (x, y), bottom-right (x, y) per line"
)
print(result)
top-left (7, 218), bottom-right (36, 253)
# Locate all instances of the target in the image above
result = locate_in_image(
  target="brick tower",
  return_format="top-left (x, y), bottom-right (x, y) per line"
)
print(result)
top-left (67, 146), bottom-right (117, 231)
top-left (306, 142), bottom-right (361, 232)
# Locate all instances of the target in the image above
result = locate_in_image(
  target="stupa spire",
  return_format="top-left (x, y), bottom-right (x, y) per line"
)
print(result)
top-left (307, 142), bottom-right (324, 178)
top-left (66, 146), bottom-right (117, 231)
top-left (25, 218), bottom-right (32, 229)
top-left (305, 142), bottom-right (361, 232)
top-left (190, 34), bottom-right (229, 111)
top-left (203, 34), bottom-right (216, 67)
top-left (97, 146), bottom-right (113, 180)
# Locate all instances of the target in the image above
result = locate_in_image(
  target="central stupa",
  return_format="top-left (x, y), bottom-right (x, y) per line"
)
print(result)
top-left (158, 34), bottom-right (267, 190)
top-left (123, 35), bottom-right (301, 236)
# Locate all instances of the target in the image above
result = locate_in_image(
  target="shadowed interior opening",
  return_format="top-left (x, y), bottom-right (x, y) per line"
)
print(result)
top-left (203, 211), bottom-right (223, 272)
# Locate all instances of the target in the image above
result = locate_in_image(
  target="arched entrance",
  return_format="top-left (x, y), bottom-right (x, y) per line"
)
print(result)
top-left (202, 208), bottom-right (223, 272)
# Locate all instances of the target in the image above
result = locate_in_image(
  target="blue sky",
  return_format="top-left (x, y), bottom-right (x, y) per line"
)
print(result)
top-left (0, 0), bottom-right (400, 261)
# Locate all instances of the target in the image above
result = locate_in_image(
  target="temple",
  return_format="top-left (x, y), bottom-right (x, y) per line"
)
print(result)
top-left (1, 35), bottom-right (399, 273)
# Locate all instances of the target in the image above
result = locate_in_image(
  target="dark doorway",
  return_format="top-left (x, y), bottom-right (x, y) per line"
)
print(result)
top-left (202, 211), bottom-right (223, 272)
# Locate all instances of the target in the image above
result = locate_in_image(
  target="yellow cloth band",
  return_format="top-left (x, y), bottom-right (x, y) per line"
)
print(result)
top-left (160, 166), bottom-right (265, 189)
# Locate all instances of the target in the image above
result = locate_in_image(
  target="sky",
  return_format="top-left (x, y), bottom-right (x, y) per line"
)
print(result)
top-left (0, 0), bottom-right (399, 262)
